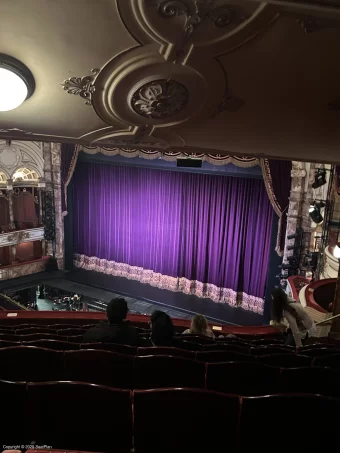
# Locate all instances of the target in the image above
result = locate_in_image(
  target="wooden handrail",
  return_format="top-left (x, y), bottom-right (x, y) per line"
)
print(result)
top-left (0, 293), bottom-right (31, 311)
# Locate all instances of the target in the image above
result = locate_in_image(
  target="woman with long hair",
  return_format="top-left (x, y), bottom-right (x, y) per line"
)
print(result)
top-left (271, 287), bottom-right (316, 347)
top-left (183, 314), bottom-right (214, 338)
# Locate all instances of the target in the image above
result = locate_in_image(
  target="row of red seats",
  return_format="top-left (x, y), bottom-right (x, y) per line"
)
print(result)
top-left (0, 339), bottom-right (337, 365)
top-left (0, 346), bottom-right (339, 394)
top-left (1, 381), bottom-right (339, 453)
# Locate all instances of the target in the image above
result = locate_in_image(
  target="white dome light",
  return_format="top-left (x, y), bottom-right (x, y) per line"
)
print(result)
top-left (0, 54), bottom-right (35, 112)
top-left (333, 243), bottom-right (340, 260)
top-left (0, 68), bottom-right (28, 111)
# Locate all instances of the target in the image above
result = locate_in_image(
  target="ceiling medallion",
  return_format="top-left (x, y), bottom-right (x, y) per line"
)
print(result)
top-left (60, 68), bottom-right (100, 105)
top-left (131, 79), bottom-right (189, 119)
top-left (157, 0), bottom-right (244, 37)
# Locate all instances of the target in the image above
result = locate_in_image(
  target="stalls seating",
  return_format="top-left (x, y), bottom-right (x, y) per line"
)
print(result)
top-left (256, 353), bottom-right (312, 368)
top-left (206, 361), bottom-right (280, 396)
top-left (134, 355), bottom-right (205, 389)
top-left (80, 342), bottom-right (137, 355)
top-left (279, 367), bottom-right (340, 397)
top-left (26, 381), bottom-right (133, 453)
top-left (64, 350), bottom-right (134, 388)
top-left (240, 394), bottom-right (340, 453)
top-left (133, 388), bottom-right (240, 453)
top-left (0, 346), bottom-right (63, 381)
top-left (196, 350), bottom-right (255, 363)
top-left (313, 353), bottom-right (340, 369)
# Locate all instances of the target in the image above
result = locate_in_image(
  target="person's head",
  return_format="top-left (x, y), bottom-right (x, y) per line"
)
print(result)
top-left (190, 314), bottom-right (209, 334)
top-left (150, 310), bottom-right (174, 346)
top-left (106, 297), bottom-right (128, 324)
top-left (271, 287), bottom-right (289, 322)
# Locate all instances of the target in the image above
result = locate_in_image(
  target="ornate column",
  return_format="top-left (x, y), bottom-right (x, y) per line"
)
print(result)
top-left (6, 179), bottom-right (15, 230)
top-left (283, 162), bottom-right (307, 262)
top-left (38, 177), bottom-right (46, 253)
top-left (43, 142), bottom-right (53, 256)
top-left (51, 143), bottom-right (64, 269)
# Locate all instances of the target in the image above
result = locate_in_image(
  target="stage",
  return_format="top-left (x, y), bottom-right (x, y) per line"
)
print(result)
top-left (0, 268), bottom-right (266, 326)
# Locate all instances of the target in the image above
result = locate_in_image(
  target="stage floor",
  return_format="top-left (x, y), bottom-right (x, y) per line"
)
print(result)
top-left (0, 269), bottom-right (266, 326)
top-left (64, 269), bottom-right (265, 326)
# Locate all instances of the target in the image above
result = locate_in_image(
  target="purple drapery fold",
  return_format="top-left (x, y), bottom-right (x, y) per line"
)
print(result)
top-left (261, 159), bottom-right (291, 255)
top-left (61, 143), bottom-right (79, 215)
top-left (72, 162), bottom-right (274, 310)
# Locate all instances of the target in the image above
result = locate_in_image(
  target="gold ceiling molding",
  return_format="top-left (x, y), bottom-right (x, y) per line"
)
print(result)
top-left (60, 69), bottom-right (100, 106)
top-left (80, 144), bottom-right (260, 167)
top-left (118, 0), bottom-right (279, 61)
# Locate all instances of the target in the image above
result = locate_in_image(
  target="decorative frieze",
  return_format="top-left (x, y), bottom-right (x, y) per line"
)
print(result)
top-left (0, 227), bottom-right (44, 247)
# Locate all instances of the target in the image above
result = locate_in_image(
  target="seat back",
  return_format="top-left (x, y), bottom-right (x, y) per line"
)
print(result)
top-left (0, 339), bottom-right (21, 348)
top-left (206, 361), bottom-right (280, 396)
top-left (22, 339), bottom-right (80, 350)
top-left (133, 388), bottom-right (240, 453)
top-left (240, 394), bottom-right (340, 453)
top-left (256, 353), bottom-right (312, 367)
top-left (176, 334), bottom-right (215, 345)
top-left (15, 327), bottom-right (57, 335)
top-left (313, 353), bottom-right (340, 369)
top-left (0, 346), bottom-right (63, 381)
top-left (301, 348), bottom-right (340, 357)
top-left (196, 350), bottom-right (255, 363)
top-left (250, 346), bottom-right (293, 355)
top-left (203, 343), bottom-right (250, 354)
top-left (57, 328), bottom-right (87, 336)
top-left (0, 379), bottom-right (26, 445)
top-left (19, 333), bottom-right (66, 341)
top-left (280, 367), bottom-right (340, 397)
top-left (80, 342), bottom-right (137, 355)
top-left (64, 350), bottom-right (134, 388)
top-left (26, 381), bottom-right (133, 453)
top-left (134, 355), bottom-right (205, 389)
top-left (138, 346), bottom-right (196, 359)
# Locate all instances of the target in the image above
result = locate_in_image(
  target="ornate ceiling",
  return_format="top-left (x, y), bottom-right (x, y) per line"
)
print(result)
top-left (0, 0), bottom-right (340, 162)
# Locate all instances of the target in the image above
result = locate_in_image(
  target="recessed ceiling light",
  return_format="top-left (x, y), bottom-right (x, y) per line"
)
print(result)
top-left (0, 54), bottom-right (35, 112)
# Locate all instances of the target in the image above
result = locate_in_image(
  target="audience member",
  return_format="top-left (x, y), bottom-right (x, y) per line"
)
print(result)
top-left (271, 287), bottom-right (316, 347)
top-left (183, 314), bottom-right (214, 338)
top-left (83, 297), bottom-right (141, 345)
top-left (149, 310), bottom-right (174, 346)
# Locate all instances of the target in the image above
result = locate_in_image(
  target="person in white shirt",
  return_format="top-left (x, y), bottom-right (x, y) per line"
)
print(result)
top-left (271, 287), bottom-right (316, 347)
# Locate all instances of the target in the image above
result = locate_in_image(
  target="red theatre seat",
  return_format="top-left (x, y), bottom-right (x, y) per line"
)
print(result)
top-left (313, 353), bottom-right (340, 369)
top-left (206, 361), bottom-right (280, 396)
top-left (134, 355), bottom-right (205, 389)
top-left (240, 394), bottom-right (340, 453)
top-left (196, 350), bottom-right (255, 363)
top-left (250, 346), bottom-right (294, 355)
top-left (80, 342), bottom-right (137, 355)
top-left (203, 343), bottom-right (250, 354)
top-left (301, 348), bottom-right (340, 357)
top-left (256, 353), bottom-right (312, 368)
top-left (137, 346), bottom-right (196, 359)
top-left (0, 379), bottom-right (26, 445)
top-left (57, 328), bottom-right (87, 336)
top-left (279, 367), bottom-right (340, 397)
top-left (64, 350), bottom-right (134, 388)
top-left (0, 346), bottom-right (63, 381)
top-left (26, 381), bottom-right (133, 453)
top-left (22, 339), bottom-right (80, 350)
top-left (133, 388), bottom-right (240, 453)
top-left (15, 327), bottom-right (58, 335)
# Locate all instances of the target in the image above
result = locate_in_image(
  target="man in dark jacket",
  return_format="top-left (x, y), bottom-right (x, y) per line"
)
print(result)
top-left (83, 297), bottom-right (141, 345)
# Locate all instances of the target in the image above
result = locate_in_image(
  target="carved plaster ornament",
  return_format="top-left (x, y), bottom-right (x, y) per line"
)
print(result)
top-left (157, 0), bottom-right (245, 37)
top-left (60, 69), bottom-right (100, 105)
top-left (131, 79), bottom-right (189, 119)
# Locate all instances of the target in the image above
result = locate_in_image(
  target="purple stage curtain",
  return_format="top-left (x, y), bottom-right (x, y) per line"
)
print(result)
top-left (73, 162), bottom-right (274, 313)
top-left (61, 143), bottom-right (79, 215)
top-left (261, 159), bottom-right (291, 255)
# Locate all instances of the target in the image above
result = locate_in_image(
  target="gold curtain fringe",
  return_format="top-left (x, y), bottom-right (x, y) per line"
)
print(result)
top-left (80, 145), bottom-right (260, 168)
